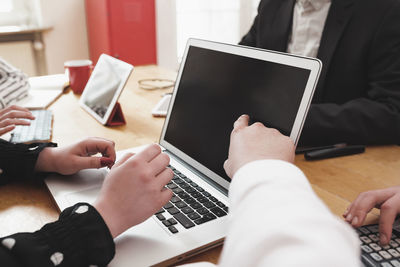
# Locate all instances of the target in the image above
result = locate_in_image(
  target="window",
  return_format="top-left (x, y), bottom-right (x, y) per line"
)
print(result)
top-left (175, 0), bottom-right (260, 58)
top-left (156, 0), bottom-right (261, 69)
top-left (0, 0), bottom-right (13, 13)
top-left (176, 0), bottom-right (241, 58)
top-left (0, 0), bottom-right (40, 27)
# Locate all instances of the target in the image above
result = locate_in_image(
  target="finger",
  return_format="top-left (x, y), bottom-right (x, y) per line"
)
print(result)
top-left (0, 107), bottom-right (10, 116)
top-left (81, 138), bottom-right (116, 162)
top-left (158, 188), bottom-right (173, 207)
top-left (134, 143), bottom-right (162, 163)
top-left (378, 195), bottom-right (400, 245)
top-left (344, 200), bottom-right (359, 223)
top-left (343, 204), bottom-right (351, 218)
top-left (155, 167), bottom-right (173, 190)
top-left (113, 153), bottom-right (135, 168)
top-left (346, 190), bottom-right (395, 227)
top-left (74, 156), bottom-right (102, 170)
top-left (233, 114), bottom-right (249, 131)
top-left (223, 159), bottom-right (232, 179)
top-left (0, 125), bottom-right (15, 135)
top-left (148, 152), bottom-right (170, 176)
top-left (8, 105), bottom-right (31, 113)
top-left (0, 105), bottom-right (30, 116)
top-left (0, 118), bottom-right (31, 127)
top-left (100, 157), bottom-right (115, 169)
top-left (347, 202), bottom-right (372, 227)
top-left (252, 121), bottom-right (266, 128)
top-left (343, 200), bottom-right (358, 218)
top-left (0, 110), bottom-right (35, 120)
top-left (11, 119), bottom-right (31, 126)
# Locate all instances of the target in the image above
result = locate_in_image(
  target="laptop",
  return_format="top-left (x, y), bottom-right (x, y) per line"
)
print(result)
top-left (45, 39), bottom-right (322, 266)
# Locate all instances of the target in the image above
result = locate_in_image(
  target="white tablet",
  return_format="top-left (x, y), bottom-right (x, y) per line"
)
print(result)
top-left (79, 54), bottom-right (133, 125)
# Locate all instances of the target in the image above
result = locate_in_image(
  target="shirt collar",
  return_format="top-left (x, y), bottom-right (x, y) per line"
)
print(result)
top-left (298, 0), bottom-right (331, 10)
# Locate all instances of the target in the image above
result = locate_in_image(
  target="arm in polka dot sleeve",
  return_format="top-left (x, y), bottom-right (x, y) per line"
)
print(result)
top-left (0, 203), bottom-right (115, 267)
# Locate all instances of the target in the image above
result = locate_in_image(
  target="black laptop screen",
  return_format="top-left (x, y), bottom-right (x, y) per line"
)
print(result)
top-left (164, 46), bottom-right (311, 181)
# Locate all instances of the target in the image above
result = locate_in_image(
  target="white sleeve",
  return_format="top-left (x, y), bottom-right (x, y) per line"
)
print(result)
top-left (217, 160), bottom-right (361, 267)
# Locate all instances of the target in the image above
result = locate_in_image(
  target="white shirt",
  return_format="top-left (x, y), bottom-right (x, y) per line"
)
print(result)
top-left (287, 0), bottom-right (332, 57)
top-left (181, 160), bottom-right (361, 267)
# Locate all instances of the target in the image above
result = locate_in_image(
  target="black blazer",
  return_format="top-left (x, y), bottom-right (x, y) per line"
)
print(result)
top-left (240, 0), bottom-right (400, 146)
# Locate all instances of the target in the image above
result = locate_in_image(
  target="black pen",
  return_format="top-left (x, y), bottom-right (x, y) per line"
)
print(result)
top-left (304, 145), bottom-right (365, 161)
top-left (296, 143), bottom-right (347, 154)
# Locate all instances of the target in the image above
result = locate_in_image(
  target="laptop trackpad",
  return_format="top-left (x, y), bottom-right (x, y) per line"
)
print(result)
top-left (64, 186), bottom-right (101, 206)
top-left (46, 168), bottom-right (107, 210)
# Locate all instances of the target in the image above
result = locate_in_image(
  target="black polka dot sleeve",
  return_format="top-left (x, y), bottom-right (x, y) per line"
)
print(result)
top-left (0, 203), bottom-right (115, 267)
top-left (0, 139), bottom-right (57, 185)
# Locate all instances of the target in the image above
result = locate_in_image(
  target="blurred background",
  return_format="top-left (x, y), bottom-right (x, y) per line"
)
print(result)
top-left (0, 0), bottom-right (261, 76)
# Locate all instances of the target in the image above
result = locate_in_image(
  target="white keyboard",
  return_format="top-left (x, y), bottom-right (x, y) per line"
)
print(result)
top-left (152, 94), bottom-right (171, 117)
top-left (10, 110), bottom-right (53, 143)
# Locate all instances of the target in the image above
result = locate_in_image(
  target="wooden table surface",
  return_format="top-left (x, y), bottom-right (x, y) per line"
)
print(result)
top-left (0, 65), bottom-right (399, 265)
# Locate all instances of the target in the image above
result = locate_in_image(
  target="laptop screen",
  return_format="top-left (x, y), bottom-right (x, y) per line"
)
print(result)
top-left (164, 46), bottom-right (311, 181)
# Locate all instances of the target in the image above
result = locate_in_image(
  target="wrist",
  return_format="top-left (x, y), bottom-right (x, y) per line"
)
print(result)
top-left (94, 200), bottom-right (122, 239)
top-left (35, 147), bottom-right (57, 173)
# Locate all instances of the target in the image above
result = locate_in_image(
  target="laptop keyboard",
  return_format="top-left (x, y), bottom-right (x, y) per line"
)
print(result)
top-left (154, 165), bottom-right (228, 234)
top-left (358, 224), bottom-right (400, 266)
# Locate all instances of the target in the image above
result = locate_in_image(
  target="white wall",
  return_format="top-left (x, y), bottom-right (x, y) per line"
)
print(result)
top-left (156, 0), bottom-right (178, 70)
top-left (40, 0), bottom-right (89, 74)
top-left (156, 0), bottom-right (261, 70)
top-left (0, 41), bottom-right (36, 76)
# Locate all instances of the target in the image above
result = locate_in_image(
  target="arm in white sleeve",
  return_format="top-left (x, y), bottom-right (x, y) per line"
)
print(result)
top-left (218, 160), bottom-right (361, 267)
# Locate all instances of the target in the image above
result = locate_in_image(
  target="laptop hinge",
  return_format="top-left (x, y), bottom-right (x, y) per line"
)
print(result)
top-left (164, 149), bottom-right (228, 197)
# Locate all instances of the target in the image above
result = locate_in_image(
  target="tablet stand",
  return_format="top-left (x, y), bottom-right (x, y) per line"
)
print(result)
top-left (106, 102), bottom-right (126, 126)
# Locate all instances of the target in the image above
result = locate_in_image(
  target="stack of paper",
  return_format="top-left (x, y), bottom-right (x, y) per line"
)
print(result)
top-left (16, 74), bottom-right (68, 110)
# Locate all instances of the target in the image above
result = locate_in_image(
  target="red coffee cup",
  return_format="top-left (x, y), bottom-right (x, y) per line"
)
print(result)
top-left (64, 60), bottom-right (93, 94)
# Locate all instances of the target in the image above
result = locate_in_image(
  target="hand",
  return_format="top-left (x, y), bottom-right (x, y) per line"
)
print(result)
top-left (344, 186), bottom-right (400, 245)
top-left (94, 144), bottom-right (173, 238)
top-left (35, 137), bottom-right (116, 174)
top-left (224, 114), bottom-right (295, 178)
top-left (0, 105), bottom-right (35, 135)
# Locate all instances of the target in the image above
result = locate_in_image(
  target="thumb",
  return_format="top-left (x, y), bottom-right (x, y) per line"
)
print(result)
top-left (233, 114), bottom-right (249, 131)
top-left (223, 159), bottom-right (232, 179)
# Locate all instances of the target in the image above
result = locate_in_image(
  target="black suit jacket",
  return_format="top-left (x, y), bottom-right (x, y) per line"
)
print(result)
top-left (240, 0), bottom-right (400, 146)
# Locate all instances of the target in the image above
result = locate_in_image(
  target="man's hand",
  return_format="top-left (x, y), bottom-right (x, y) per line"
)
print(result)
top-left (344, 186), bottom-right (400, 245)
top-left (35, 137), bottom-right (116, 174)
top-left (224, 114), bottom-right (295, 178)
top-left (94, 144), bottom-right (173, 238)
top-left (0, 105), bottom-right (35, 135)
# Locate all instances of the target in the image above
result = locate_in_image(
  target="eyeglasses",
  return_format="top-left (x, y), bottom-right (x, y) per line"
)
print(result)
top-left (138, 78), bottom-right (175, 90)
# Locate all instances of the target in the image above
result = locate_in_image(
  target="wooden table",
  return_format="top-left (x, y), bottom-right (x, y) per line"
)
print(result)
top-left (0, 65), bottom-right (399, 265)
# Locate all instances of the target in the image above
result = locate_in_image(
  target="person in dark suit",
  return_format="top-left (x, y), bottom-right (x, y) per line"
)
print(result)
top-left (240, 0), bottom-right (400, 146)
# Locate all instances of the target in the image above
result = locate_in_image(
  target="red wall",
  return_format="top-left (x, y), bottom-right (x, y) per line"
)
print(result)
top-left (85, 0), bottom-right (157, 66)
